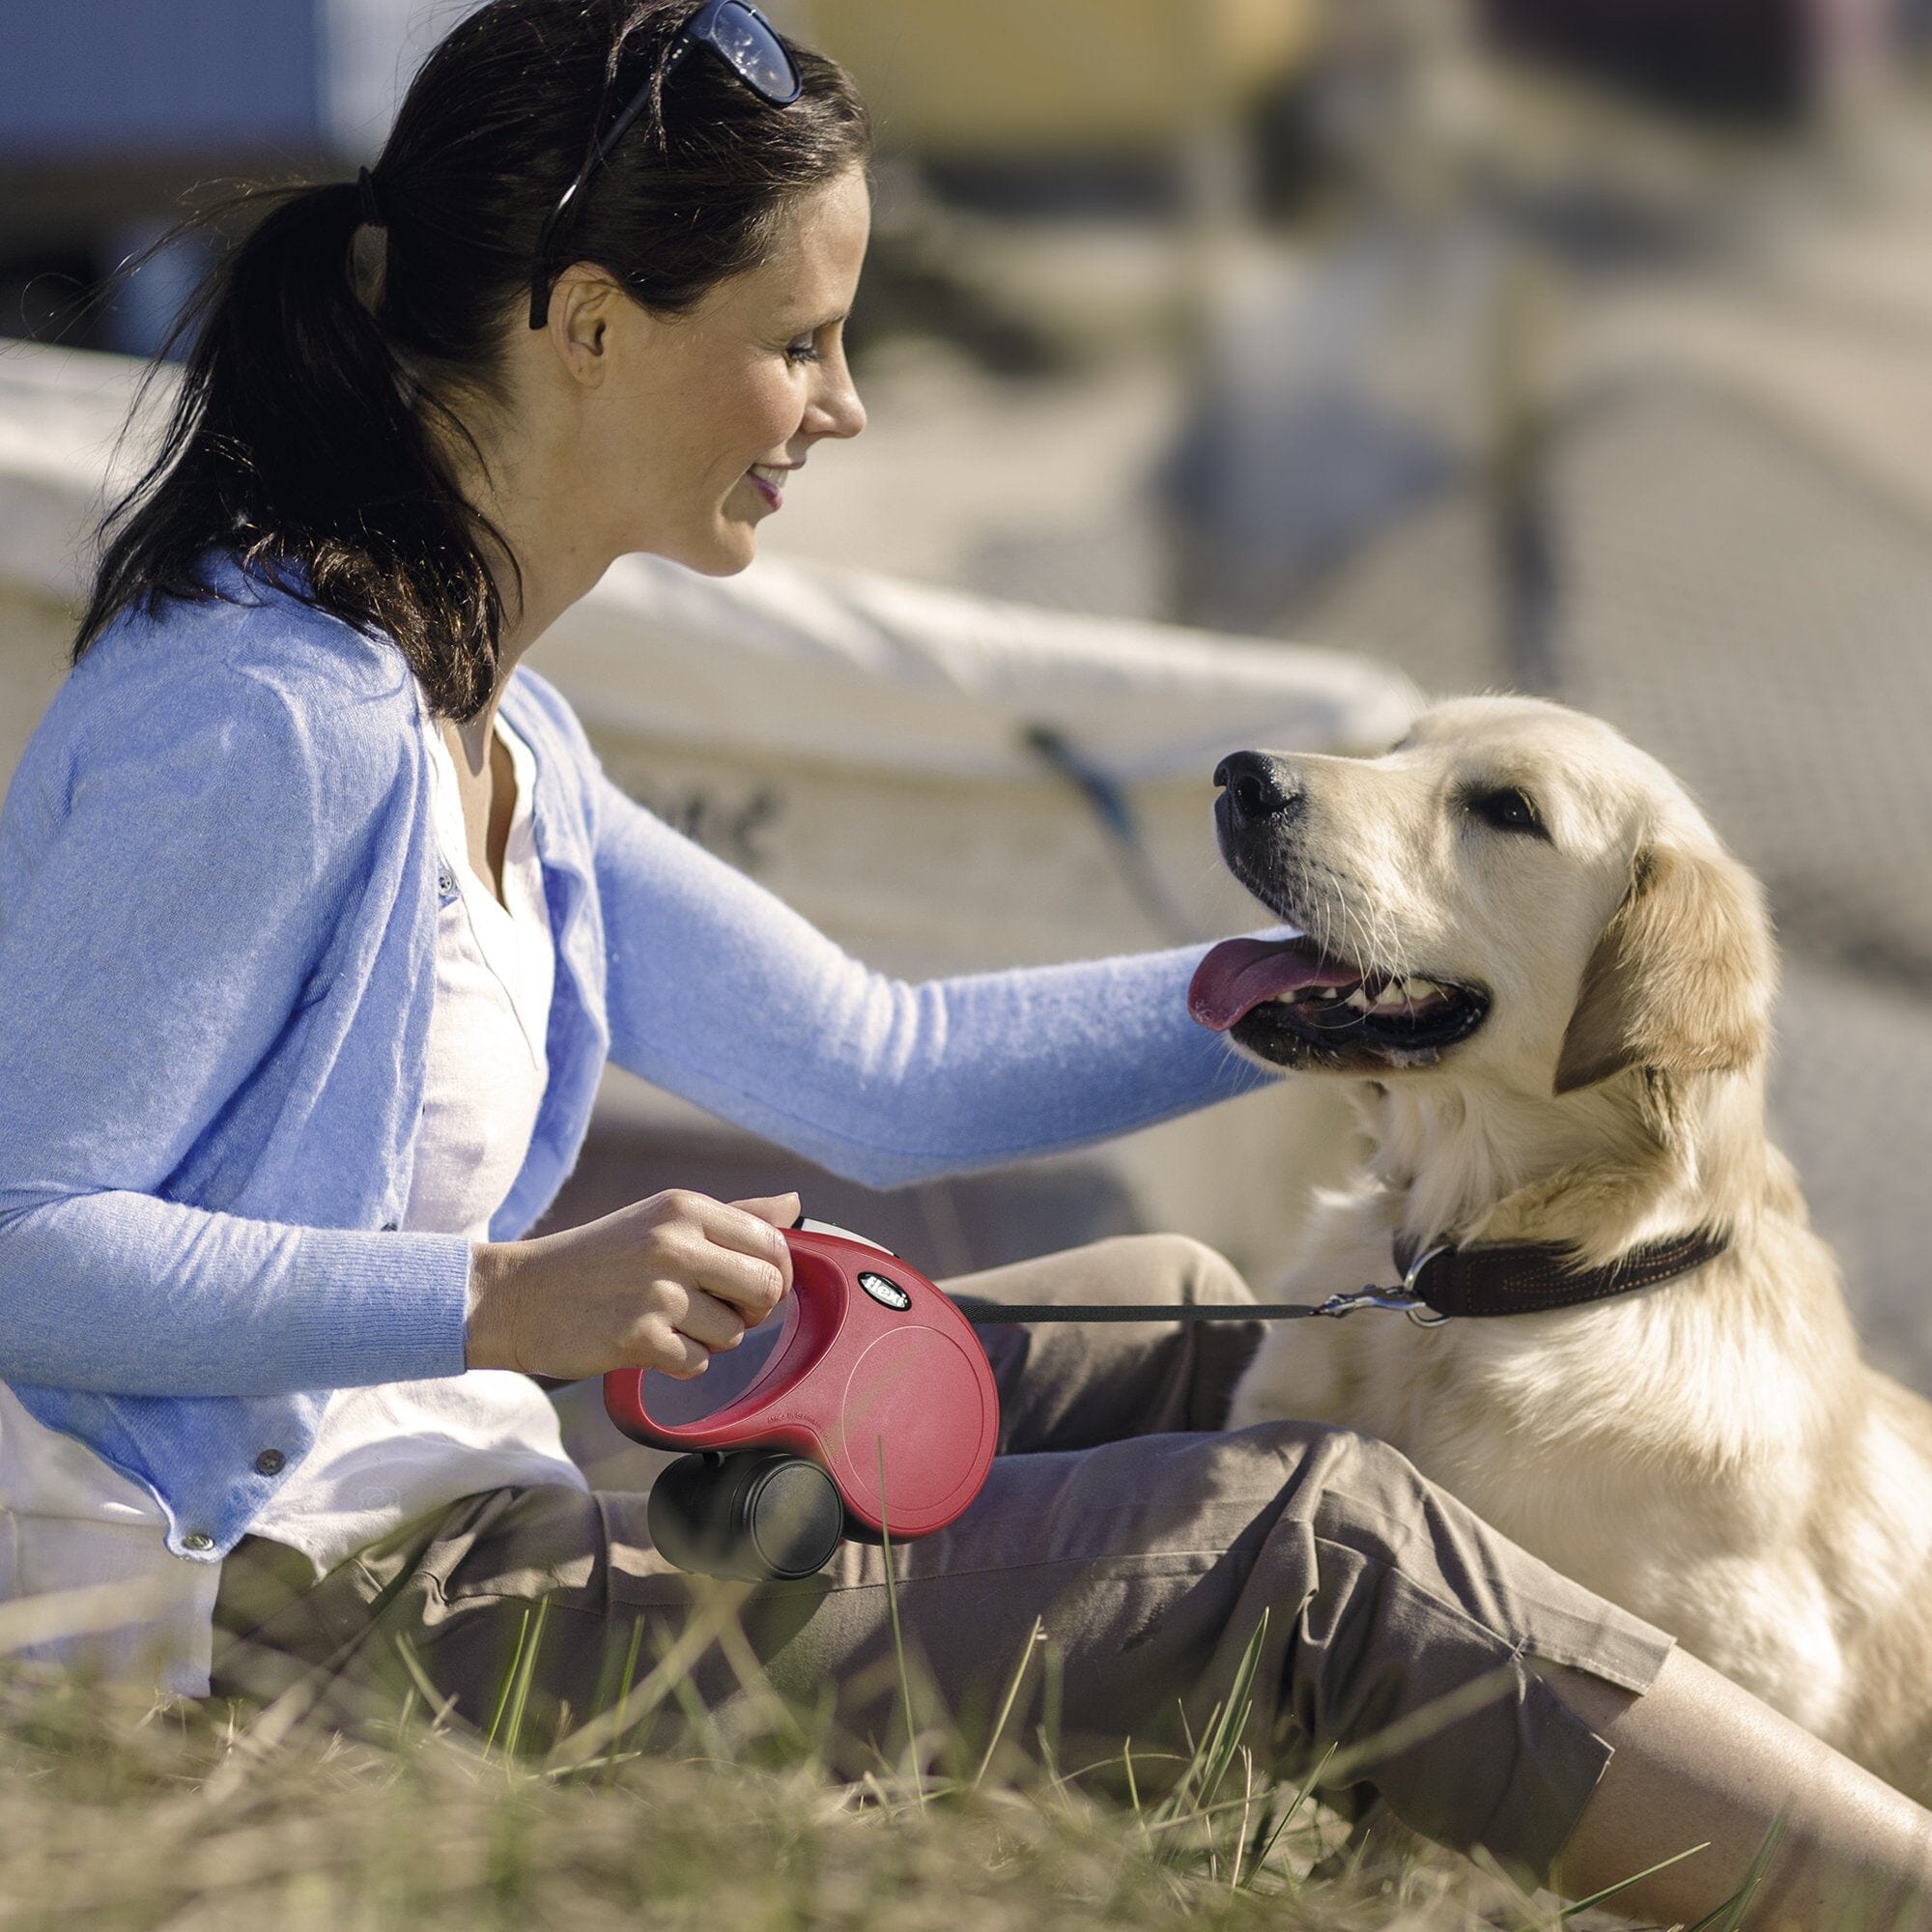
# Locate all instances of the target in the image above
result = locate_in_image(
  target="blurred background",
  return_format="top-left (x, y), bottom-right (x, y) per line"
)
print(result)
top-left (4, 0), bottom-right (1931, 1441)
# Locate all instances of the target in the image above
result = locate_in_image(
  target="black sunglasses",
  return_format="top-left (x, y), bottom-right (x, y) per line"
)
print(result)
top-left (527, 0), bottom-right (802, 330)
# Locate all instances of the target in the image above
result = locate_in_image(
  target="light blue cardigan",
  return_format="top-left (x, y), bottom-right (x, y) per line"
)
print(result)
top-left (0, 554), bottom-right (1264, 1563)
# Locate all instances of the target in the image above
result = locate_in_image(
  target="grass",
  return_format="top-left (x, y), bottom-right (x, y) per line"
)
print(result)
top-left (0, 1434), bottom-right (1831, 1932)
top-left (0, 1655), bottom-right (1499, 1932)
top-left (0, 1584), bottom-right (1805, 1932)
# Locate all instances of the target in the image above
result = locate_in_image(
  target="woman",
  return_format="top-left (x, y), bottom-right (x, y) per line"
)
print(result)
top-left (0, 2), bottom-right (1926, 1920)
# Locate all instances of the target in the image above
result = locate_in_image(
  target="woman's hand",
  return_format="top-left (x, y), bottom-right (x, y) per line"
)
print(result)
top-left (465, 1188), bottom-right (799, 1381)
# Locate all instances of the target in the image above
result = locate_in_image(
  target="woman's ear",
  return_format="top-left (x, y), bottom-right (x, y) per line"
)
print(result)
top-left (1554, 844), bottom-right (1776, 1095)
top-left (548, 266), bottom-right (621, 381)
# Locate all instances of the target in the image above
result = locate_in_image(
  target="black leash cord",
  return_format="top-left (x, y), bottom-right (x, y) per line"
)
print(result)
top-left (948, 1296), bottom-right (1398, 1325)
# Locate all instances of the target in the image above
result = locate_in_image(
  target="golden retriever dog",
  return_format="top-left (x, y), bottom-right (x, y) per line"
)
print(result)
top-left (1190, 695), bottom-right (1932, 1797)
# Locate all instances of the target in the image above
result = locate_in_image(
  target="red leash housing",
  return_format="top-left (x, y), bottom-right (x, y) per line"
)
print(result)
top-left (603, 1227), bottom-right (1000, 1541)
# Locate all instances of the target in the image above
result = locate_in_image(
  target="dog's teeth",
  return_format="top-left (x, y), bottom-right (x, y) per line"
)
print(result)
top-left (1345, 986), bottom-right (1373, 1012)
top-left (1372, 984), bottom-right (1408, 1009)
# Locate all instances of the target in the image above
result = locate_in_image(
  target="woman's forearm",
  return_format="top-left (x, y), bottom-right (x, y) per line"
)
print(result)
top-left (0, 1193), bottom-right (469, 1397)
top-left (620, 951), bottom-right (1264, 1188)
top-left (593, 773), bottom-right (1271, 1187)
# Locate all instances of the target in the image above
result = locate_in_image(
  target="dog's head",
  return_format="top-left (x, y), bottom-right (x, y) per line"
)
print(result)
top-left (1191, 696), bottom-right (1775, 1096)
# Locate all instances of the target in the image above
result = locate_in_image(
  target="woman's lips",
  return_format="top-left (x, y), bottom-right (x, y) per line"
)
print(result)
top-left (747, 466), bottom-right (787, 509)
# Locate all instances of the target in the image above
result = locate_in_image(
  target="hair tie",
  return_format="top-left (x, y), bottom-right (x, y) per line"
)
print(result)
top-left (355, 165), bottom-right (386, 230)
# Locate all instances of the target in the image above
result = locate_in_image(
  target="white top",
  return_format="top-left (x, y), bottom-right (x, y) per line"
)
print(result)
top-left (249, 706), bottom-right (585, 1568)
top-left (0, 700), bottom-right (584, 1692)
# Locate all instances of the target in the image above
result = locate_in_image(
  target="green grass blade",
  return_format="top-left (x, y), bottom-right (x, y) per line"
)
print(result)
top-left (610, 1614), bottom-right (646, 1772)
top-left (1680, 1811), bottom-right (1790, 1932)
top-left (1227, 1748), bottom-right (1258, 1889)
top-left (387, 1633), bottom-right (460, 1734)
top-left (1038, 1635), bottom-right (1065, 1785)
top-left (542, 1594), bottom-right (735, 1775)
top-left (1194, 1609), bottom-right (1270, 1810)
top-left (875, 1435), bottom-right (924, 1807)
top-left (1144, 1607), bottom-right (1270, 1861)
top-left (497, 1592), bottom-right (551, 1762)
top-left (1243, 1739), bottom-right (1338, 1888)
top-left (1560, 1838), bottom-right (1712, 1918)
top-left (653, 1616), bottom-right (728, 1761)
top-left (483, 1605), bottom-right (533, 1756)
top-left (971, 1614), bottom-right (1045, 1791)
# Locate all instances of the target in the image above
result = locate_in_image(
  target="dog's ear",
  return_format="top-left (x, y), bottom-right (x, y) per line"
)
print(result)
top-left (1554, 845), bottom-right (1775, 1095)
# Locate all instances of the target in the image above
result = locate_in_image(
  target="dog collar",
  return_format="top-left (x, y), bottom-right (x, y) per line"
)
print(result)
top-left (1391, 1229), bottom-right (1731, 1321)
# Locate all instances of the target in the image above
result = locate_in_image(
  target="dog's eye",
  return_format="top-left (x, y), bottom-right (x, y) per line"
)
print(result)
top-left (1468, 787), bottom-right (1548, 838)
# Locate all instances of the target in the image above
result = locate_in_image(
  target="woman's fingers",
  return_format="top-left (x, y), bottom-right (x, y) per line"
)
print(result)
top-left (727, 1191), bottom-right (803, 1237)
top-left (680, 1241), bottom-right (783, 1327)
top-left (649, 1326), bottom-right (714, 1381)
top-left (690, 1191), bottom-right (798, 1306)
top-left (466, 1187), bottom-right (809, 1381)
top-left (670, 1285), bottom-right (751, 1353)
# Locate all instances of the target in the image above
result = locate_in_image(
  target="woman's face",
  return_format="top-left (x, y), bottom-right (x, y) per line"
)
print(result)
top-left (572, 163), bottom-right (870, 576)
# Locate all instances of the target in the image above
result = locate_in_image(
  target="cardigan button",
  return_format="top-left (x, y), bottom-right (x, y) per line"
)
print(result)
top-left (254, 1449), bottom-right (286, 1477)
top-left (182, 1532), bottom-right (214, 1553)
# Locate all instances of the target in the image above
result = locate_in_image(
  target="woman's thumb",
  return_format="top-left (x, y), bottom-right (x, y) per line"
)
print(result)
top-left (732, 1190), bottom-right (803, 1229)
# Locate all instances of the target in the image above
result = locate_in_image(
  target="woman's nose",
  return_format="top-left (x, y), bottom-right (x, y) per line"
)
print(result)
top-left (808, 359), bottom-right (866, 442)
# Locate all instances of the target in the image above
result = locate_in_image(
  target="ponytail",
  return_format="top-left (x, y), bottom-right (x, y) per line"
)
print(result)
top-left (74, 174), bottom-right (508, 719)
top-left (71, 0), bottom-right (870, 720)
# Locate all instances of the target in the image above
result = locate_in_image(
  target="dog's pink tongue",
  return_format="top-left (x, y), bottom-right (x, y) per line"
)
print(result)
top-left (1188, 936), bottom-right (1350, 1032)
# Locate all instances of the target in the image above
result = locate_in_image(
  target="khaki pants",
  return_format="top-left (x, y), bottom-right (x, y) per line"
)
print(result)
top-left (213, 1235), bottom-right (1673, 1884)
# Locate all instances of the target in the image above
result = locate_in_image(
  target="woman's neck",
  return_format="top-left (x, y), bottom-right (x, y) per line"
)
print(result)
top-left (428, 379), bottom-right (619, 755)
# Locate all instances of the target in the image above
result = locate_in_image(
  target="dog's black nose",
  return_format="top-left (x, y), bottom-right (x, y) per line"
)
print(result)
top-left (1214, 751), bottom-right (1301, 823)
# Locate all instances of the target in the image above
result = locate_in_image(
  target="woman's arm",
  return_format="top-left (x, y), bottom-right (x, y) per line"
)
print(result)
top-left (0, 652), bottom-right (471, 1397)
top-left (590, 771), bottom-right (1269, 1189)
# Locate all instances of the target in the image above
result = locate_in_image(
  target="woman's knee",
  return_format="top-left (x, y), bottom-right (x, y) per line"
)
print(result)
top-left (1232, 1416), bottom-right (1454, 1564)
top-left (1103, 1231), bottom-right (1255, 1308)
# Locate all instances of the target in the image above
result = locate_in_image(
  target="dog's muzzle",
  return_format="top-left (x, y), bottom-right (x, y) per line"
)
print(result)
top-left (1198, 751), bottom-right (1491, 1070)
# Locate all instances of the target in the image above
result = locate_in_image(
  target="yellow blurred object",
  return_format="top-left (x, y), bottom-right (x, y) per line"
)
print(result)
top-left (784, 0), bottom-right (1313, 154)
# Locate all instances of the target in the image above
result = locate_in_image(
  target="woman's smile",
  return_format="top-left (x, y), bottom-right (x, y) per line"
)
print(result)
top-left (745, 460), bottom-right (800, 510)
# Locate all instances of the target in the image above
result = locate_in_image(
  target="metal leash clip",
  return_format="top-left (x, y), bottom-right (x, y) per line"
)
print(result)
top-left (1313, 1287), bottom-right (1426, 1319)
top-left (1314, 1246), bottom-right (1453, 1329)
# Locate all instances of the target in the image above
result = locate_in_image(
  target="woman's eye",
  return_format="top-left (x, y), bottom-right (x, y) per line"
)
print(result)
top-left (785, 339), bottom-right (821, 365)
top-left (1469, 787), bottom-right (1548, 838)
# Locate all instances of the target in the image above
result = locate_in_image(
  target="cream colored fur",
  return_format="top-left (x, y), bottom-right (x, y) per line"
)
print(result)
top-left (1222, 696), bottom-right (1932, 1798)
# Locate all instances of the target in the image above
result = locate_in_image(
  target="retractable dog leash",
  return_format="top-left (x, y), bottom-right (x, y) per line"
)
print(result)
top-left (602, 1221), bottom-right (1452, 1583)
top-left (604, 1217), bottom-right (1726, 1582)
top-left (605, 1223), bottom-right (1000, 1583)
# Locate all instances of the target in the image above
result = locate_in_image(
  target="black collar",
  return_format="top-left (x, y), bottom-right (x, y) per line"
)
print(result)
top-left (1393, 1228), bottom-right (1731, 1320)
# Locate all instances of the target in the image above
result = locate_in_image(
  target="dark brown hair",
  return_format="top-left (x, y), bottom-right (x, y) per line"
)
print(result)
top-left (74, 0), bottom-right (871, 718)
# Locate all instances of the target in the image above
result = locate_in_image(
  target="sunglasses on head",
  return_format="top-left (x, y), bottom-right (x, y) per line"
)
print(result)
top-left (527, 0), bottom-right (802, 330)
